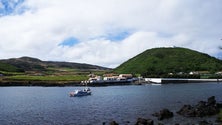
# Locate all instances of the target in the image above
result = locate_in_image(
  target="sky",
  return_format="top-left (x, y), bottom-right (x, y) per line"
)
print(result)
top-left (0, 0), bottom-right (222, 68)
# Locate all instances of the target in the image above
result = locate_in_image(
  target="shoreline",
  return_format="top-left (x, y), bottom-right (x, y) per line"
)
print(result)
top-left (0, 80), bottom-right (133, 87)
top-left (0, 78), bottom-right (222, 87)
top-left (0, 80), bottom-right (81, 87)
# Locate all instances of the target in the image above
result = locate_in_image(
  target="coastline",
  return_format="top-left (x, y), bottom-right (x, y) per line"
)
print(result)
top-left (0, 80), bottom-right (81, 87)
top-left (0, 78), bottom-right (222, 87)
top-left (0, 80), bottom-right (133, 87)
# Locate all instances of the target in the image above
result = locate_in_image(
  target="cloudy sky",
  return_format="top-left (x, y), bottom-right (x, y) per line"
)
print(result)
top-left (0, 0), bottom-right (222, 68)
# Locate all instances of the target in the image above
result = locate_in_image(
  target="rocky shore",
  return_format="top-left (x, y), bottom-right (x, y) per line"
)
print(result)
top-left (104, 96), bottom-right (222, 125)
top-left (177, 96), bottom-right (221, 117)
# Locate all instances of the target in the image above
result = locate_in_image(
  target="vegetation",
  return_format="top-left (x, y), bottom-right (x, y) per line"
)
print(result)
top-left (5, 75), bottom-right (88, 81)
top-left (115, 47), bottom-right (222, 77)
top-left (0, 62), bottom-right (21, 72)
top-left (0, 56), bottom-right (110, 72)
top-left (0, 56), bottom-right (111, 86)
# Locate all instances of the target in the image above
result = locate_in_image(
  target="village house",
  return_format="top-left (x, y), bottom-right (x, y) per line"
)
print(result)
top-left (119, 74), bottom-right (133, 79)
top-left (89, 76), bottom-right (102, 81)
top-left (88, 73), bottom-right (133, 82)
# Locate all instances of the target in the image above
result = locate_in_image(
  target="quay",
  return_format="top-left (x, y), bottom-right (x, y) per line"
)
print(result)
top-left (145, 78), bottom-right (222, 84)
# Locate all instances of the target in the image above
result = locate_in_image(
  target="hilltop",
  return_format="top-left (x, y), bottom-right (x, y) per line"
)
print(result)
top-left (114, 47), bottom-right (222, 77)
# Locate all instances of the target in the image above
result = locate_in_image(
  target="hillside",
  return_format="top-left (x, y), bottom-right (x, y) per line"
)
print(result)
top-left (0, 62), bottom-right (21, 72)
top-left (114, 47), bottom-right (222, 76)
top-left (0, 57), bottom-right (112, 86)
top-left (0, 56), bottom-right (110, 73)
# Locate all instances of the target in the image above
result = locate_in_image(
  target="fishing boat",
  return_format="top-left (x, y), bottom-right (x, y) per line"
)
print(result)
top-left (69, 88), bottom-right (91, 97)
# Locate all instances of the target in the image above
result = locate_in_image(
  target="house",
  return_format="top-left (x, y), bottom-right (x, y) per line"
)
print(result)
top-left (119, 74), bottom-right (133, 79)
top-left (103, 73), bottom-right (118, 77)
top-left (103, 76), bottom-right (118, 81)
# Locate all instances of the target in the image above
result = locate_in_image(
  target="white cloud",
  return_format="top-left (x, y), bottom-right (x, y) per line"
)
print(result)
top-left (0, 0), bottom-right (222, 68)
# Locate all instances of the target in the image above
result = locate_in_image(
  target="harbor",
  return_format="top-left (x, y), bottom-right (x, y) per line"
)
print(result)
top-left (81, 73), bottom-right (222, 86)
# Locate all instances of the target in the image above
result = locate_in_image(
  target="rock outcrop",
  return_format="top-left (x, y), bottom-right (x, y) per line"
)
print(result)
top-left (177, 96), bottom-right (220, 117)
top-left (152, 108), bottom-right (174, 120)
top-left (135, 118), bottom-right (154, 125)
top-left (109, 121), bottom-right (119, 125)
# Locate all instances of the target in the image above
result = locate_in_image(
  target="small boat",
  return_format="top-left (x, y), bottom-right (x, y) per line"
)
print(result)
top-left (69, 88), bottom-right (91, 97)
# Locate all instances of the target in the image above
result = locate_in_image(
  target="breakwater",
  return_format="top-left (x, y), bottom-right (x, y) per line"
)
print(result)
top-left (145, 78), bottom-right (222, 84)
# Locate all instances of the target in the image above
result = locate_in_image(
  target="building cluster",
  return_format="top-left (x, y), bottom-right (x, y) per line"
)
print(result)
top-left (81, 73), bottom-right (133, 84)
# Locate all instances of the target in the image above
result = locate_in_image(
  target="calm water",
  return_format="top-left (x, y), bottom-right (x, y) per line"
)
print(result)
top-left (0, 83), bottom-right (222, 125)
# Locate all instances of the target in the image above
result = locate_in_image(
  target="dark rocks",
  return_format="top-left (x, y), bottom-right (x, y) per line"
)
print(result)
top-left (198, 120), bottom-right (213, 125)
top-left (177, 96), bottom-right (220, 117)
top-left (109, 120), bottom-right (119, 125)
top-left (207, 96), bottom-right (216, 105)
top-left (135, 118), bottom-right (154, 125)
top-left (105, 96), bottom-right (221, 125)
top-left (177, 104), bottom-right (196, 117)
top-left (157, 123), bottom-right (164, 125)
top-left (217, 103), bottom-right (222, 108)
top-left (152, 108), bottom-right (174, 120)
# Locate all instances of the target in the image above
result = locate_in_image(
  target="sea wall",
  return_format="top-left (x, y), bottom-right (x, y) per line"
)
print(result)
top-left (145, 78), bottom-right (162, 83)
top-left (145, 78), bottom-right (222, 84)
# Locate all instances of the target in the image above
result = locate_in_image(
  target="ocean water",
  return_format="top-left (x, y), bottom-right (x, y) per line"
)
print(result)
top-left (0, 83), bottom-right (222, 125)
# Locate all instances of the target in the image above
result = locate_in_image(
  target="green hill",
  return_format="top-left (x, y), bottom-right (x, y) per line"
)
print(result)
top-left (0, 56), bottom-right (110, 73)
top-left (0, 57), bottom-right (111, 85)
top-left (114, 47), bottom-right (222, 76)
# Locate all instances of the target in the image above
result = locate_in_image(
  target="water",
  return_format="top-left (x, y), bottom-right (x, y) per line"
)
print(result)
top-left (0, 83), bottom-right (222, 125)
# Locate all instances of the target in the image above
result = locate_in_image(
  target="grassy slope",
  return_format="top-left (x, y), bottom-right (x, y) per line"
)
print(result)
top-left (0, 57), bottom-right (110, 83)
top-left (0, 62), bottom-right (20, 72)
top-left (6, 75), bottom-right (88, 81)
top-left (115, 47), bottom-right (222, 75)
top-left (0, 56), bottom-right (110, 72)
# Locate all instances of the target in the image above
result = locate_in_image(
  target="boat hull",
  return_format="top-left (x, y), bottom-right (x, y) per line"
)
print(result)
top-left (69, 89), bottom-right (91, 97)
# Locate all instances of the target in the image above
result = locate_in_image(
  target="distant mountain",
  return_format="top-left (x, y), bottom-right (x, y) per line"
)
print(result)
top-left (114, 47), bottom-right (222, 76)
top-left (0, 56), bottom-right (110, 72)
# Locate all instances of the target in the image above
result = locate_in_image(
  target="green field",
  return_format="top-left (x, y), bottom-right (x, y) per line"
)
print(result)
top-left (2, 67), bottom-right (109, 82)
top-left (0, 65), bottom-right (109, 82)
top-left (5, 75), bottom-right (88, 81)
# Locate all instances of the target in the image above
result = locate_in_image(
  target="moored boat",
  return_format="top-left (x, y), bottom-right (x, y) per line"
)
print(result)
top-left (69, 88), bottom-right (91, 97)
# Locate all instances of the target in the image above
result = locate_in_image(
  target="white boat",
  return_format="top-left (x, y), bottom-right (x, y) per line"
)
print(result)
top-left (69, 88), bottom-right (91, 97)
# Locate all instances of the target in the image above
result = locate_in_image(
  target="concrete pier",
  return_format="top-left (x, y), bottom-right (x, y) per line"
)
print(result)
top-left (145, 78), bottom-right (222, 84)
